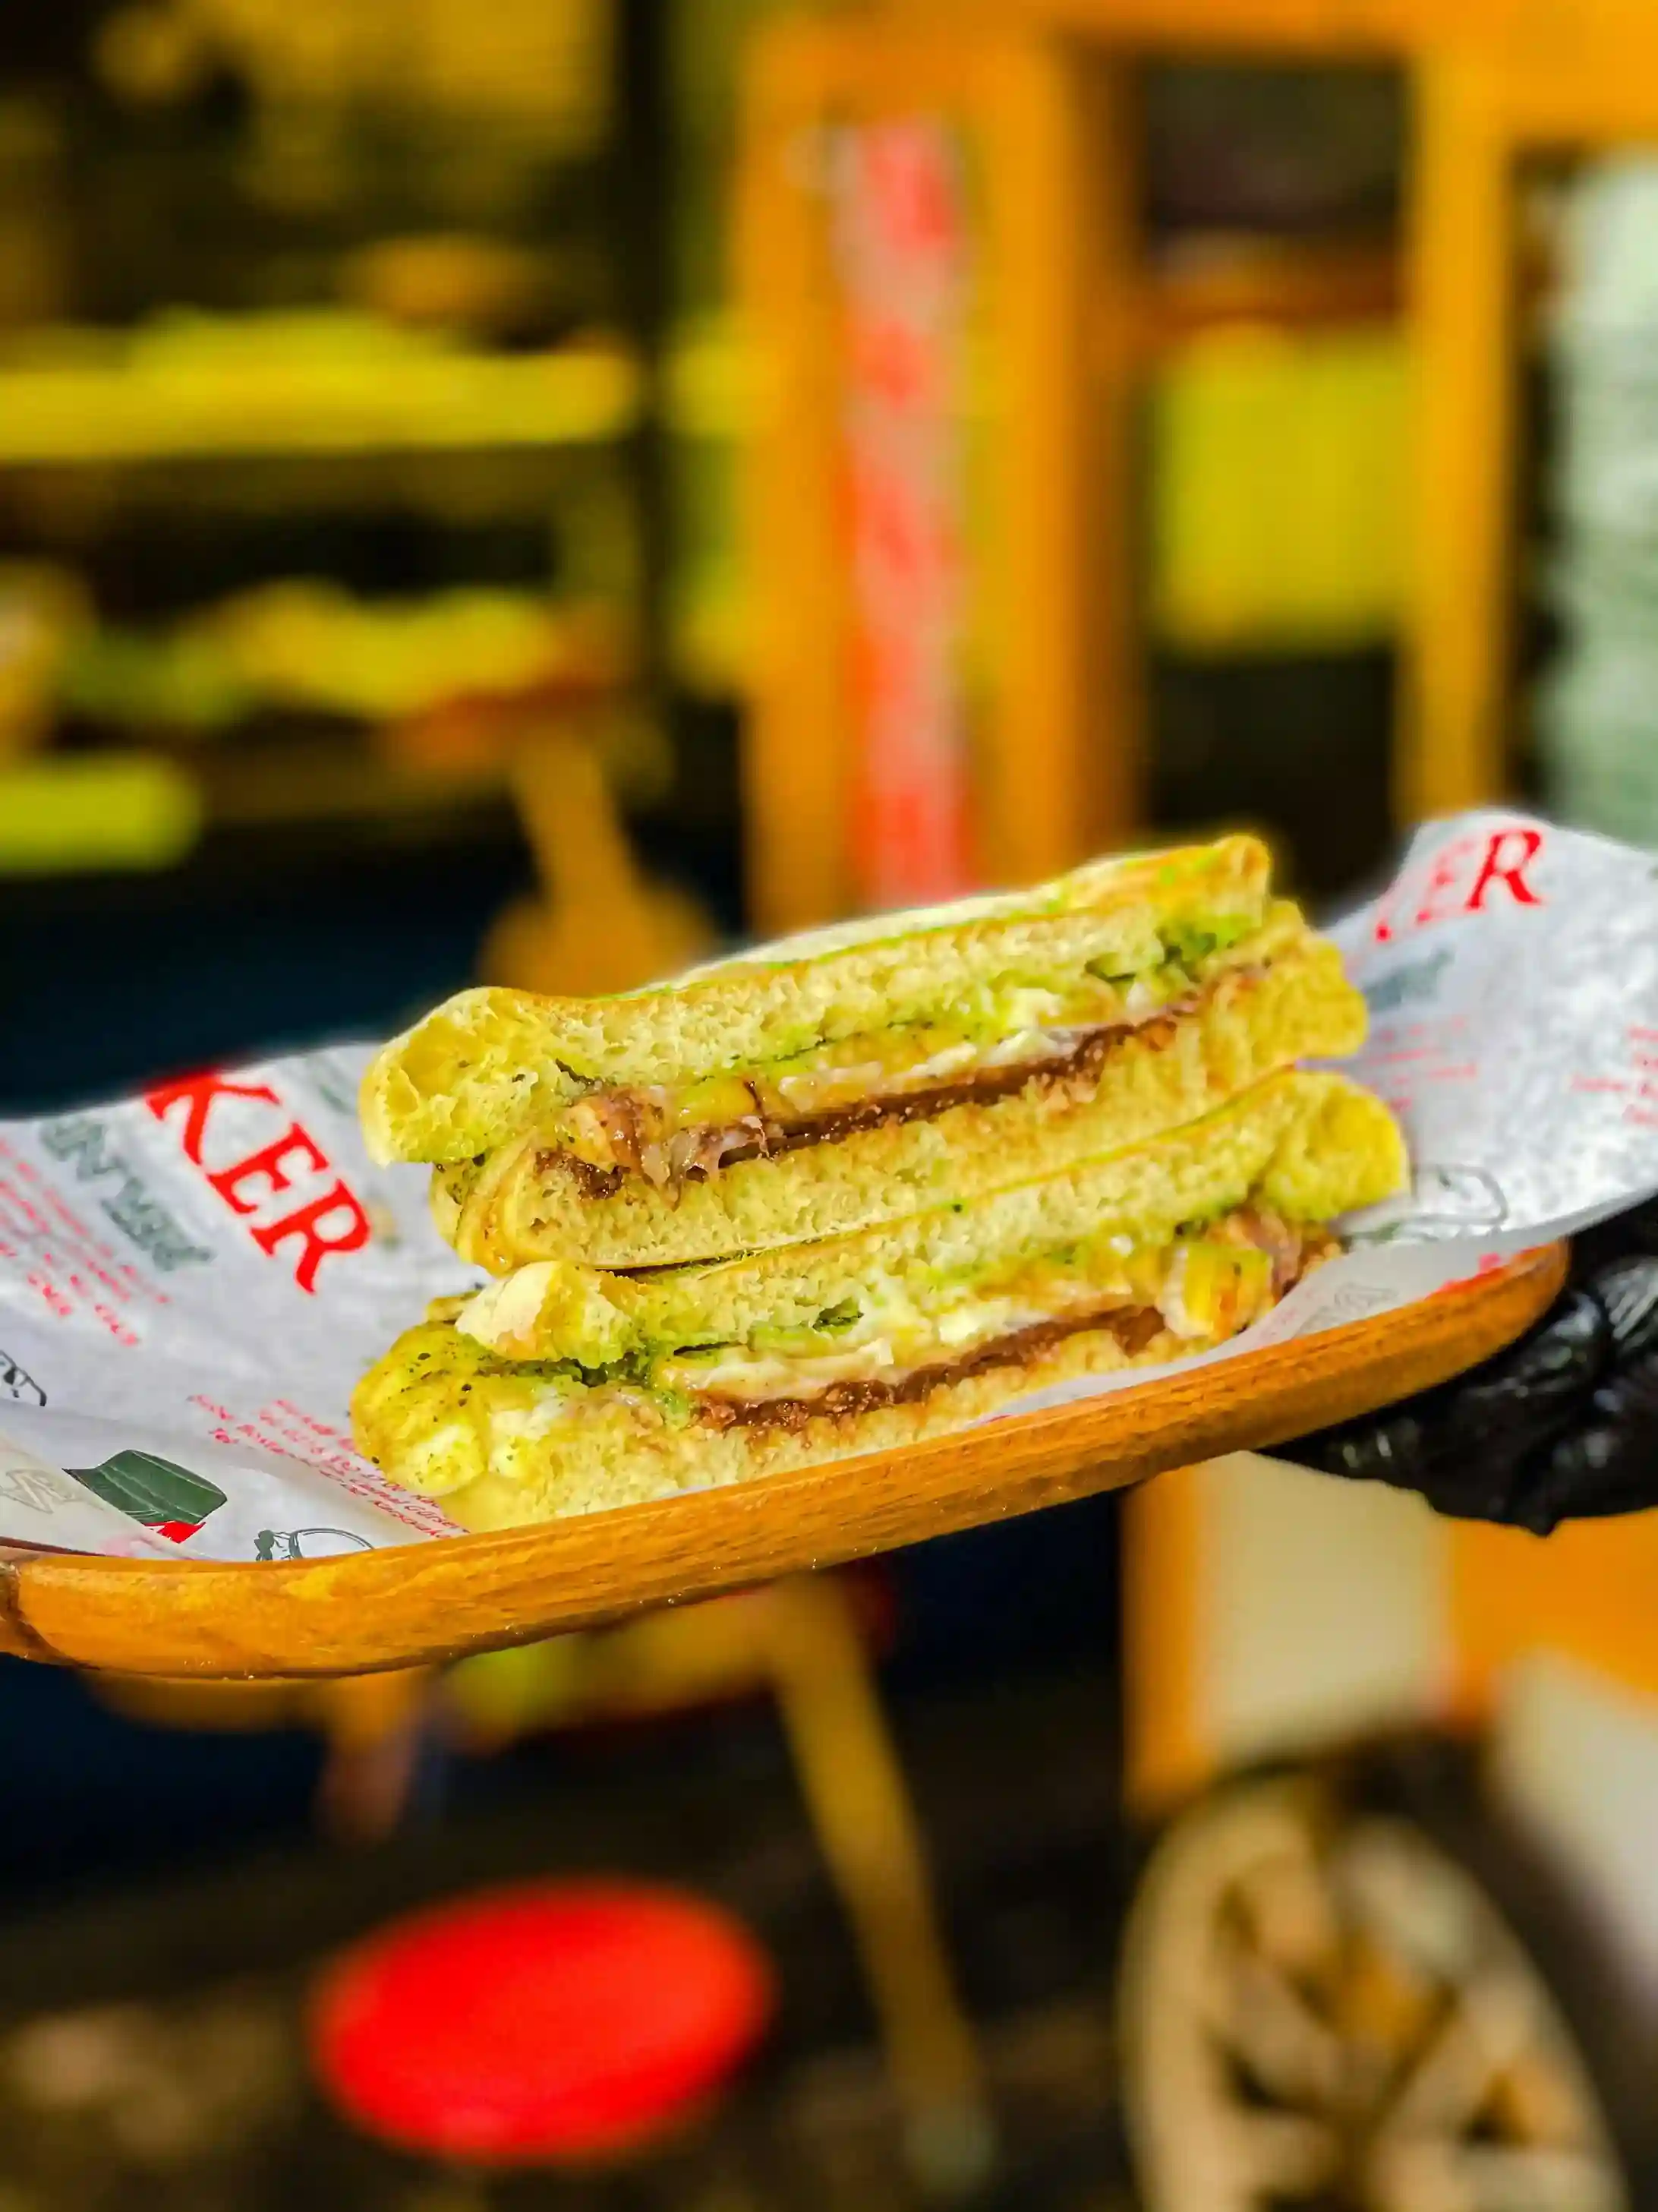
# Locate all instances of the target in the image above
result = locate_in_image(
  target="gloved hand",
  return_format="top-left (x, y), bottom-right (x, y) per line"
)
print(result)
top-left (1280, 1200), bottom-right (1658, 1534)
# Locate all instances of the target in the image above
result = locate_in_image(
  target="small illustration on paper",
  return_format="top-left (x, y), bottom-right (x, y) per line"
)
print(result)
top-left (254, 1526), bottom-right (374, 1561)
top-left (0, 1349), bottom-right (46, 1407)
top-left (1344, 1164), bottom-right (1508, 1246)
top-left (65, 1450), bottom-right (229, 1544)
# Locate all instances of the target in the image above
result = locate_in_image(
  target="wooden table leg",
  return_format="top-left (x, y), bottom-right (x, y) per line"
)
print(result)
top-left (764, 1574), bottom-right (996, 2197)
top-left (313, 1668), bottom-right (436, 1848)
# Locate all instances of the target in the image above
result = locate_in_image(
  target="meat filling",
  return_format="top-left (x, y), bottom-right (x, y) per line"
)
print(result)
top-left (535, 995), bottom-right (1216, 1204)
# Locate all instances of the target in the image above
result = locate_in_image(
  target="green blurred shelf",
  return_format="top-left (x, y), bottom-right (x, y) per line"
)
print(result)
top-left (0, 344), bottom-right (645, 465)
top-left (0, 753), bottom-right (202, 875)
top-left (0, 743), bottom-right (522, 878)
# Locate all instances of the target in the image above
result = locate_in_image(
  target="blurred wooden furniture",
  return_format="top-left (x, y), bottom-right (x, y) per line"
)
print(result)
top-left (8, 1245), bottom-right (1565, 2176)
top-left (94, 1665), bottom-right (437, 1848)
top-left (446, 1579), bottom-right (994, 2195)
top-left (738, 0), bottom-right (1537, 937)
top-left (480, 711), bottom-right (713, 996)
top-left (394, 665), bottom-right (715, 996)
top-left (89, 1575), bottom-right (996, 2197)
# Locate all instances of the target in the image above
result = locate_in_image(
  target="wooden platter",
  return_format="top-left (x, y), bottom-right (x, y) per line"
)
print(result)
top-left (0, 1244), bottom-right (1565, 1680)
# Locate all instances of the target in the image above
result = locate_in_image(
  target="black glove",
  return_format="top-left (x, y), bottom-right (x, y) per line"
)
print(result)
top-left (1281, 1200), bottom-right (1658, 1535)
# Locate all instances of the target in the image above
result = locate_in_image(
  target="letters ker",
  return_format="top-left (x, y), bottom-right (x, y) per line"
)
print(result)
top-left (145, 1074), bottom-right (370, 1294)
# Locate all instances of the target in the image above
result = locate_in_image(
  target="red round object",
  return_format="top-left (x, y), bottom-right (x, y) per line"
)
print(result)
top-left (309, 1881), bottom-right (774, 2167)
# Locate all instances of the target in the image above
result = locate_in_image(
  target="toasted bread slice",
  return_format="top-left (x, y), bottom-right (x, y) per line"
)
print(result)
top-left (353, 1304), bottom-right (1259, 1531)
top-left (362, 835), bottom-right (1272, 1166)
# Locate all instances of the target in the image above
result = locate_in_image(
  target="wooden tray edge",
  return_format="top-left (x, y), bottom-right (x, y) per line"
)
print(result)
top-left (0, 1242), bottom-right (1567, 1678)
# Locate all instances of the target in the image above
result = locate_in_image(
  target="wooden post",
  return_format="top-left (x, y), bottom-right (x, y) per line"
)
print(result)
top-left (988, 46), bottom-right (1139, 882)
top-left (1398, 54), bottom-right (1517, 824)
top-left (1122, 1466), bottom-right (1211, 1817)
top-left (737, 15), bottom-right (1127, 936)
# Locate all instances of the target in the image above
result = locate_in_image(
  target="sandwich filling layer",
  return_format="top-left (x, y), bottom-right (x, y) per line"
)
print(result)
top-left (543, 994), bottom-right (1212, 1199)
top-left (449, 1204), bottom-right (1332, 1428)
top-left (440, 911), bottom-right (1307, 1217)
top-left (684, 1213), bottom-right (1335, 1431)
top-left (353, 1204), bottom-right (1336, 1507)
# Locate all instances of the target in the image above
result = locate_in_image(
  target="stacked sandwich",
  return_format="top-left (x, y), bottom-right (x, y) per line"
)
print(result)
top-left (352, 835), bottom-right (1405, 1528)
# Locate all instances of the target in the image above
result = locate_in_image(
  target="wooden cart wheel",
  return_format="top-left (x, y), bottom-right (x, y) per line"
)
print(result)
top-left (1118, 1765), bottom-right (1632, 2212)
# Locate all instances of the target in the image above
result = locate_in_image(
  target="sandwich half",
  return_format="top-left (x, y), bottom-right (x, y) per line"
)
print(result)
top-left (364, 834), bottom-right (1369, 1270)
top-left (435, 923), bottom-right (1362, 1271)
top-left (352, 1069), bottom-right (1406, 1530)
